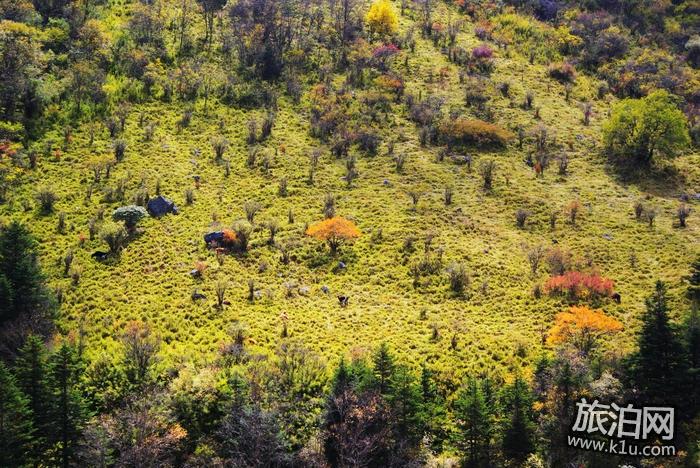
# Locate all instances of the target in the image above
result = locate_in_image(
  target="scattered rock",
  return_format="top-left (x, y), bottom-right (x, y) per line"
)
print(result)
top-left (602, 233), bottom-right (613, 240)
top-left (299, 286), bottom-right (310, 296)
top-left (338, 261), bottom-right (346, 269)
top-left (321, 285), bottom-right (330, 294)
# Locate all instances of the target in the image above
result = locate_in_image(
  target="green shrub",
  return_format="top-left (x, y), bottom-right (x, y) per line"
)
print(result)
top-left (100, 222), bottom-right (128, 254)
top-left (602, 90), bottom-right (690, 167)
top-left (112, 205), bottom-right (148, 229)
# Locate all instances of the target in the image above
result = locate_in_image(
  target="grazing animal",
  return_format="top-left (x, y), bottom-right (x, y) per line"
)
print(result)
top-left (191, 290), bottom-right (206, 301)
top-left (91, 251), bottom-right (109, 261)
top-left (338, 296), bottom-right (349, 307)
top-left (612, 292), bottom-right (621, 304)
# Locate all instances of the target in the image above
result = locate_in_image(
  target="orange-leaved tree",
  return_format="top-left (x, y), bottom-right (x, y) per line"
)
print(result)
top-left (306, 216), bottom-right (360, 254)
top-left (547, 305), bottom-right (623, 355)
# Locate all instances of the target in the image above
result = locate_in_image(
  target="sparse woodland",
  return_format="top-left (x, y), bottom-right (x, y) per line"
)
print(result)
top-left (0, 0), bottom-right (699, 465)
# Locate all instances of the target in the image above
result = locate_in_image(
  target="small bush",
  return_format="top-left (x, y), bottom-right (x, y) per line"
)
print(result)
top-left (678, 204), bottom-right (691, 227)
top-left (516, 209), bottom-right (529, 228)
top-left (479, 160), bottom-right (496, 189)
top-left (439, 118), bottom-right (513, 148)
top-left (100, 222), bottom-right (128, 254)
top-left (244, 200), bottom-right (262, 224)
top-left (112, 205), bottom-right (148, 230)
top-left (113, 139), bottom-right (127, 161)
top-left (447, 262), bottom-right (469, 294)
top-left (548, 62), bottom-right (576, 83)
top-left (211, 135), bottom-right (229, 160)
top-left (36, 187), bottom-right (58, 214)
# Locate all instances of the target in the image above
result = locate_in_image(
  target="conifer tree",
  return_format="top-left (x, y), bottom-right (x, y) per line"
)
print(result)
top-left (0, 362), bottom-right (34, 467)
top-left (372, 342), bottom-right (395, 395)
top-left (420, 364), bottom-right (449, 451)
top-left (0, 222), bottom-right (54, 321)
top-left (13, 335), bottom-right (55, 461)
top-left (454, 378), bottom-right (494, 467)
top-left (686, 308), bottom-right (700, 414)
top-left (627, 281), bottom-right (687, 407)
top-left (688, 256), bottom-right (700, 307)
top-left (501, 376), bottom-right (535, 464)
top-left (387, 365), bottom-right (425, 453)
top-left (50, 343), bottom-right (90, 468)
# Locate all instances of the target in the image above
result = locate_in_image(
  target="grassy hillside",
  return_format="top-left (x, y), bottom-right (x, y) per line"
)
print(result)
top-left (1, 0), bottom-right (698, 383)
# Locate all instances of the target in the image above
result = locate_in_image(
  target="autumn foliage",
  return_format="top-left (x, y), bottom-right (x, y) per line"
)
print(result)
top-left (365, 0), bottom-right (399, 37)
top-left (547, 305), bottom-right (623, 353)
top-left (306, 216), bottom-right (360, 253)
top-left (438, 118), bottom-right (513, 148)
top-left (222, 228), bottom-right (237, 244)
top-left (544, 271), bottom-right (614, 299)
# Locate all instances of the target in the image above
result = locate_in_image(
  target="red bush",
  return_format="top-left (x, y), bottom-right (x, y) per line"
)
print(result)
top-left (544, 271), bottom-right (614, 299)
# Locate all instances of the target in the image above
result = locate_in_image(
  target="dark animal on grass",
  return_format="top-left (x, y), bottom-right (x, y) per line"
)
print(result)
top-left (91, 251), bottom-right (109, 261)
top-left (612, 292), bottom-right (621, 304)
top-left (338, 296), bottom-right (349, 307)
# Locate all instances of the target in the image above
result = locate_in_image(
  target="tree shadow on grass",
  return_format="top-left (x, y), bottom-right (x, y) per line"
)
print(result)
top-left (604, 160), bottom-right (688, 200)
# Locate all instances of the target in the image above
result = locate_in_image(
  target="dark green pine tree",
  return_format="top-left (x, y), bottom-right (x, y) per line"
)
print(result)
top-left (13, 335), bottom-right (55, 461)
top-left (50, 343), bottom-right (90, 468)
top-left (454, 378), bottom-right (494, 468)
top-left (0, 221), bottom-right (54, 325)
top-left (685, 308), bottom-right (700, 414)
top-left (687, 256), bottom-right (700, 306)
top-left (372, 342), bottom-right (395, 395)
top-left (628, 281), bottom-right (687, 407)
top-left (0, 362), bottom-right (35, 467)
top-left (420, 364), bottom-right (449, 451)
top-left (387, 365), bottom-right (425, 453)
top-left (501, 376), bottom-right (535, 464)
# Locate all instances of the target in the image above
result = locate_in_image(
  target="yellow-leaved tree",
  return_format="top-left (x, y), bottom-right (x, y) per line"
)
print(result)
top-left (306, 216), bottom-right (360, 254)
top-left (365, 0), bottom-right (399, 38)
top-left (547, 305), bottom-right (623, 355)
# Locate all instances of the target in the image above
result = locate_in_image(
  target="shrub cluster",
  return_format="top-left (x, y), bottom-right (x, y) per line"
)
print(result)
top-left (544, 271), bottom-right (614, 299)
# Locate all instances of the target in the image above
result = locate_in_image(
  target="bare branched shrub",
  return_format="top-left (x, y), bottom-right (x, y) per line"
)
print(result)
top-left (444, 186), bottom-right (453, 205)
top-left (479, 160), bottom-right (496, 189)
top-left (216, 280), bottom-right (228, 308)
top-left (266, 219), bottom-right (279, 244)
top-left (678, 204), bottom-right (690, 227)
top-left (558, 154), bottom-right (569, 175)
top-left (407, 189), bottom-right (422, 210)
top-left (447, 262), bottom-right (469, 294)
top-left (244, 200), bottom-right (262, 224)
top-left (278, 178), bottom-right (288, 197)
top-left (36, 187), bottom-right (58, 214)
top-left (247, 119), bottom-right (257, 144)
top-left (113, 139), bottom-right (127, 161)
top-left (395, 153), bottom-right (406, 172)
top-left (644, 208), bottom-right (657, 227)
top-left (526, 244), bottom-right (546, 275)
top-left (516, 209), bottom-right (529, 228)
top-left (211, 135), bottom-right (229, 160)
top-left (324, 193), bottom-right (336, 218)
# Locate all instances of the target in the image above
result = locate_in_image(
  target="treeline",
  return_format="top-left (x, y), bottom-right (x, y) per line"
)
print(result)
top-left (2, 221), bottom-right (700, 466)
